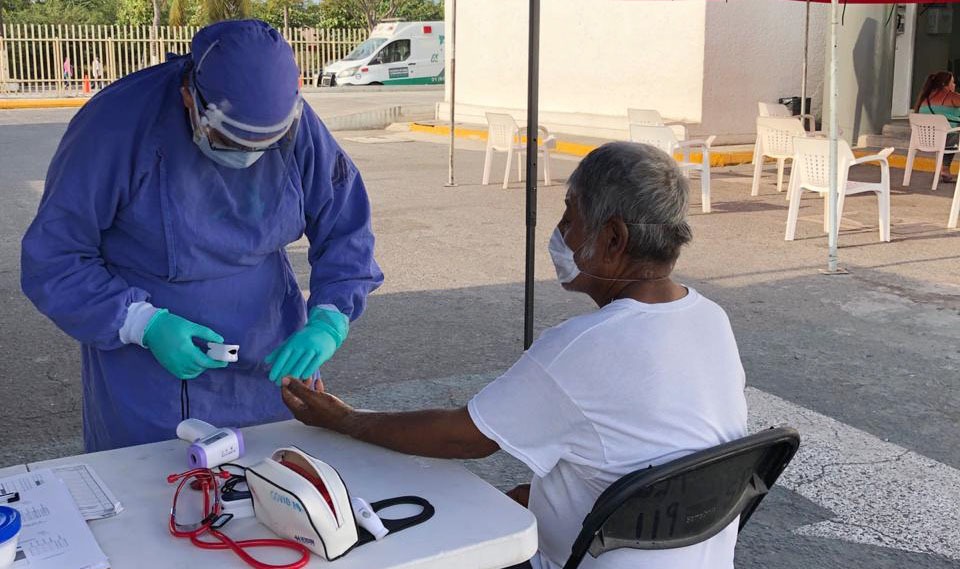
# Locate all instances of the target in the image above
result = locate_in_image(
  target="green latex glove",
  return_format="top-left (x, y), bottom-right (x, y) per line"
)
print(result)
top-left (265, 307), bottom-right (349, 384)
top-left (142, 309), bottom-right (229, 380)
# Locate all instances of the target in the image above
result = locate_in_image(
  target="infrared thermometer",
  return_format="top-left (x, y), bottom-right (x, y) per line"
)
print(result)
top-left (176, 418), bottom-right (245, 469)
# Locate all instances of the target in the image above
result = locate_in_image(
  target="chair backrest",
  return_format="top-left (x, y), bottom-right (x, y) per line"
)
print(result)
top-left (562, 427), bottom-right (800, 569)
top-left (756, 116), bottom-right (806, 158)
top-left (791, 136), bottom-right (856, 192)
top-left (908, 112), bottom-right (950, 152)
top-left (758, 102), bottom-right (792, 117)
top-left (627, 109), bottom-right (665, 126)
top-left (628, 124), bottom-right (679, 155)
top-left (485, 112), bottom-right (519, 150)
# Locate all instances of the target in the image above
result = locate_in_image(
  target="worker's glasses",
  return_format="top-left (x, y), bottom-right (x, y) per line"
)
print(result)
top-left (189, 72), bottom-right (302, 154)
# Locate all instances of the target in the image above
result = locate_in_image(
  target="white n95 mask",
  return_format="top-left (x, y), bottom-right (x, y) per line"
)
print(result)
top-left (245, 447), bottom-right (434, 561)
top-left (549, 227), bottom-right (581, 284)
top-left (193, 128), bottom-right (265, 169)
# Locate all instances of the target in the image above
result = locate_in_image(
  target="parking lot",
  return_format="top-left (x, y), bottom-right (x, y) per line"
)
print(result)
top-left (1, 104), bottom-right (958, 568)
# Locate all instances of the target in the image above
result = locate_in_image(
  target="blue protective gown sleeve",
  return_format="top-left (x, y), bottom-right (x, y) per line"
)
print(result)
top-left (21, 102), bottom-right (151, 350)
top-left (296, 106), bottom-right (384, 321)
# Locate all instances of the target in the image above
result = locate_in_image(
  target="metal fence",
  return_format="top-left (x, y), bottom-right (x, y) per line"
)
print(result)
top-left (0, 25), bottom-right (367, 95)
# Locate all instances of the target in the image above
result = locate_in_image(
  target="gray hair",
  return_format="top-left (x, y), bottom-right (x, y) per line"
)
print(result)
top-left (567, 141), bottom-right (693, 264)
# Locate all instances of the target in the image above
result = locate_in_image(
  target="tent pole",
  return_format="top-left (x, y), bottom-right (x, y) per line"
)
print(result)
top-left (827, 0), bottom-right (841, 273)
top-left (445, 0), bottom-right (457, 188)
top-left (801, 0), bottom-right (810, 122)
top-left (524, 0), bottom-right (541, 350)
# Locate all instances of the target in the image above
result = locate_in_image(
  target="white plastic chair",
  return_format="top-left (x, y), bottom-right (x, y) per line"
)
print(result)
top-left (482, 112), bottom-right (556, 190)
top-left (785, 137), bottom-right (893, 242)
top-left (758, 102), bottom-right (816, 133)
top-left (752, 117), bottom-right (807, 198)
top-left (627, 108), bottom-right (688, 141)
top-left (628, 124), bottom-right (716, 213)
top-left (950, 178), bottom-right (960, 229)
top-left (902, 113), bottom-right (960, 190)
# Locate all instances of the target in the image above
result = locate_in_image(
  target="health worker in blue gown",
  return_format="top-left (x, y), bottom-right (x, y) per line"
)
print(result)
top-left (20, 20), bottom-right (384, 452)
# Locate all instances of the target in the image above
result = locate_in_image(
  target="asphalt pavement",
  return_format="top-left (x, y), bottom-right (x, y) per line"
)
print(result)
top-left (0, 106), bottom-right (958, 569)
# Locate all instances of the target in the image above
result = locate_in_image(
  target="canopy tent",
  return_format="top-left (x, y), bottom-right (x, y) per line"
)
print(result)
top-left (520, 0), bottom-right (958, 348)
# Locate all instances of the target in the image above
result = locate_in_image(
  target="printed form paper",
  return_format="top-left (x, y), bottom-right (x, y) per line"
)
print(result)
top-left (0, 469), bottom-right (109, 569)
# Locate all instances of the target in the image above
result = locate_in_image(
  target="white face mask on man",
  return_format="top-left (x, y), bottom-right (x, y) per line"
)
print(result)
top-left (549, 225), bottom-right (671, 286)
top-left (548, 227), bottom-right (582, 284)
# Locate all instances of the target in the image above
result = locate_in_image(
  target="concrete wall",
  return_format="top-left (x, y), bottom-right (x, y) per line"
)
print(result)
top-left (822, 4), bottom-right (897, 146)
top-left (442, 0), bottom-right (707, 139)
top-left (701, 0), bottom-right (827, 144)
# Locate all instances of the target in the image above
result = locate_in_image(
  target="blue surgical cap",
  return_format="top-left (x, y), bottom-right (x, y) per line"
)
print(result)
top-left (191, 19), bottom-right (300, 128)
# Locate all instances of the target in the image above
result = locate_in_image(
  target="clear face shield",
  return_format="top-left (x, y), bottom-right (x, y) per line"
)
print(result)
top-left (188, 68), bottom-right (303, 169)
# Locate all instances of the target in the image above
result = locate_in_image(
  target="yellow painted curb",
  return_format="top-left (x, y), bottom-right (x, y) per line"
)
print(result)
top-left (409, 122), bottom-right (486, 140)
top-left (408, 122), bottom-right (957, 175)
top-left (0, 98), bottom-right (88, 109)
top-left (864, 151), bottom-right (958, 175)
top-left (408, 123), bottom-right (768, 169)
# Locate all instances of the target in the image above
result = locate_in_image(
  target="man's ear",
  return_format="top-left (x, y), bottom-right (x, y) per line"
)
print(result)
top-left (603, 218), bottom-right (630, 262)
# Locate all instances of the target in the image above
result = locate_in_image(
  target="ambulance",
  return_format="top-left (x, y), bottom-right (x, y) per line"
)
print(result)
top-left (320, 21), bottom-right (445, 87)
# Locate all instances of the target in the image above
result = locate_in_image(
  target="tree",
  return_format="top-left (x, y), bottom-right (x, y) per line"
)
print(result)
top-left (167, 0), bottom-right (187, 25)
top-left (116, 0), bottom-right (151, 24)
top-left (316, 0), bottom-right (363, 28)
top-left (318, 0), bottom-right (442, 32)
top-left (251, 0), bottom-right (322, 30)
top-left (202, 0), bottom-right (250, 23)
top-left (5, 0), bottom-right (119, 25)
top-left (394, 0), bottom-right (442, 23)
top-left (150, 0), bottom-right (161, 25)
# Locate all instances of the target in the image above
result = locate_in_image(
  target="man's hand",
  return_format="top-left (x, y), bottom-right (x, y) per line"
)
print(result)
top-left (281, 377), bottom-right (354, 434)
top-left (506, 484), bottom-right (531, 508)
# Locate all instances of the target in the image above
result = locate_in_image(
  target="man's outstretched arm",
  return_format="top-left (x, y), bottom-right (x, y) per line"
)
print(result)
top-left (281, 378), bottom-right (500, 460)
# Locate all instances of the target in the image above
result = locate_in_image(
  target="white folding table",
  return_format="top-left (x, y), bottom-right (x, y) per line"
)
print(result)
top-left (0, 465), bottom-right (28, 478)
top-left (27, 420), bottom-right (538, 569)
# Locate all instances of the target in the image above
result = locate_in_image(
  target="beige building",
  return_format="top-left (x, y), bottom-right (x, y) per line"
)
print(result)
top-left (443, 0), bottom-right (960, 147)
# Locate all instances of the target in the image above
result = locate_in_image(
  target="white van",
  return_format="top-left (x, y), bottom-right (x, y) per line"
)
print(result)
top-left (320, 21), bottom-right (445, 87)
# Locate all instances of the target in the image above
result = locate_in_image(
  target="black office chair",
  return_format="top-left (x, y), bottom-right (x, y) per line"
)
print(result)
top-left (561, 426), bottom-right (800, 569)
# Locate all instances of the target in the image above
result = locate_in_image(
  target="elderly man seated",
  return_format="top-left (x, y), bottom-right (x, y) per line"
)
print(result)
top-left (281, 142), bottom-right (749, 569)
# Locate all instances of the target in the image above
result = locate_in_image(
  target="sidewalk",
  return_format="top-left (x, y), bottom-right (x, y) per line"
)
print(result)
top-left (405, 120), bottom-right (957, 176)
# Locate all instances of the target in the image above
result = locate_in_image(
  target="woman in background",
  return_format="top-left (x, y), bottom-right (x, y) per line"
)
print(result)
top-left (915, 71), bottom-right (960, 183)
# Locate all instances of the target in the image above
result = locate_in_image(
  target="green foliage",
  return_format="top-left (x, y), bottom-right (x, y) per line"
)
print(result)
top-left (395, 0), bottom-right (442, 23)
top-left (4, 0), bottom-right (119, 25)
top-left (317, 0), bottom-right (443, 31)
top-left (115, 0), bottom-right (152, 25)
top-left (316, 0), bottom-right (363, 29)
top-left (202, 0), bottom-right (250, 23)
top-left (0, 0), bottom-right (440, 28)
top-left (167, 0), bottom-right (187, 25)
top-left (250, 0), bottom-right (323, 30)
top-left (186, 2), bottom-right (205, 25)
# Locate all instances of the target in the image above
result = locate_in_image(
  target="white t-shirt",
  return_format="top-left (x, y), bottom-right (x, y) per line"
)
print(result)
top-left (468, 288), bottom-right (748, 569)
